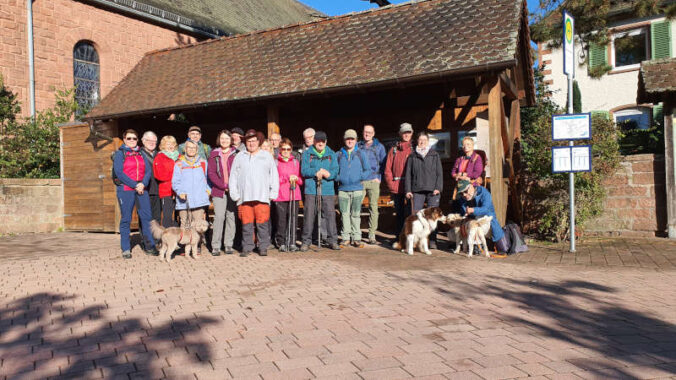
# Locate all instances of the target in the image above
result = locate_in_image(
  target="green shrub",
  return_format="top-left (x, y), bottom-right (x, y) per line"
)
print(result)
top-left (519, 67), bottom-right (621, 241)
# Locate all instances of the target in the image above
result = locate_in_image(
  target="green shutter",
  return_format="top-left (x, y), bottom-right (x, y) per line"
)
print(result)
top-left (651, 21), bottom-right (672, 59)
top-left (653, 103), bottom-right (664, 124)
top-left (591, 110), bottom-right (611, 120)
top-left (589, 43), bottom-right (608, 69)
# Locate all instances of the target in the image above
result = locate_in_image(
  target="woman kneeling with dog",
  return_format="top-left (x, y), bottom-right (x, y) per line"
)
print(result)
top-left (456, 179), bottom-right (509, 254)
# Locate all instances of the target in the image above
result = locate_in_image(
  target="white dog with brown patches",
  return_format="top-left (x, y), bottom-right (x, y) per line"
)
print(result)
top-left (393, 207), bottom-right (446, 255)
top-left (444, 213), bottom-right (492, 257)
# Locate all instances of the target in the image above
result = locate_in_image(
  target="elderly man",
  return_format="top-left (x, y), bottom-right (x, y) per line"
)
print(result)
top-left (231, 127), bottom-right (246, 152)
top-left (139, 131), bottom-right (161, 223)
top-left (298, 128), bottom-right (315, 156)
top-left (357, 124), bottom-right (387, 244)
top-left (229, 129), bottom-right (279, 257)
top-left (179, 126), bottom-right (211, 160)
top-left (456, 180), bottom-right (509, 254)
top-left (270, 132), bottom-right (282, 157)
top-left (384, 122), bottom-right (414, 237)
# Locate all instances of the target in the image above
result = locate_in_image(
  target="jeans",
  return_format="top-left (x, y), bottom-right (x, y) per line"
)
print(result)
top-left (362, 180), bottom-right (380, 240)
top-left (412, 191), bottom-right (441, 244)
top-left (212, 194), bottom-right (236, 250)
top-left (117, 188), bottom-right (155, 252)
top-left (238, 201), bottom-right (271, 253)
top-left (302, 194), bottom-right (338, 245)
top-left (338, 190), bottom-right (364, 242)
top-left (392, 193), bottom-right (409, 237)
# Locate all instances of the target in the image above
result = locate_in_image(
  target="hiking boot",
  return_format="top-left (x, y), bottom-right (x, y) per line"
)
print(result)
top-left (278, 245), bottom-right (288, 252)
top-left (211, 250), bottom-right (222, 257)
top-left (352, 241), bottom-right (365, 248)
top-left (240, 251), bottom-right (250, 257)
top-left (144, 247), bottom-right (159, 256)
top-left (330, 243), bottom-right (341, 251)
top-left (288, 244), bottom-right (298, 252)
top-left (225, 246), bottom-right (234, 255)
top-left (366, 237), bottom-right (378, 245)
top-left (122, 250), bottom-right (132, 259)
top-left (299, 244), bottom-right (310, 252)
top-left (259, 250), bottom-right (268, 257)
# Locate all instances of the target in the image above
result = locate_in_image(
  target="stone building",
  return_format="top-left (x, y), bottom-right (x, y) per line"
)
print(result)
top-left (0, 0), bottom-right (321, 117)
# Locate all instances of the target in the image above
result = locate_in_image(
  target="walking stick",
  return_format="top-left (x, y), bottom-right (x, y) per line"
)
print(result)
top-left (285, 181), bottom-right (295, 252)
top-left (316, 179), bottom-right (322, 249)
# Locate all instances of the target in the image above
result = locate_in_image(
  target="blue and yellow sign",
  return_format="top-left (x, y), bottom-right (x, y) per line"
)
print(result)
top-left (563, 11), bottom-right (575, 76)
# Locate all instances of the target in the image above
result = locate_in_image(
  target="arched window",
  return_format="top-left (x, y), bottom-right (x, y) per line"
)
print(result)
top-left (73, 41), bottom-right (100, 112)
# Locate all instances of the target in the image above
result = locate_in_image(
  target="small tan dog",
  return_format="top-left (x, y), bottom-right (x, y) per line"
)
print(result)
top-left (150, 219), bottom-right (209, 262)
top-left (444, 213), bottom-right (493, 258)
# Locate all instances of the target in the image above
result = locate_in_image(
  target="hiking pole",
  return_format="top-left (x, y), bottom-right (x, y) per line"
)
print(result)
top-left (291, 185), bottom-right (297, 251)
top-left (285, 182), bottom-right (295, 252)
top-left (316, 179), bottom-right (322, 250)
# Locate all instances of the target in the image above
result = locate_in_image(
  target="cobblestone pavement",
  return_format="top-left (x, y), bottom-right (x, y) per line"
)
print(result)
top-left (1, 233), bottom-right (675, 379)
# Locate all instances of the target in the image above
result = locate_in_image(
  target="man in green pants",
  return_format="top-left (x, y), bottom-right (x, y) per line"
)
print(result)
top-left (358, 124), bottom-right (387, 245)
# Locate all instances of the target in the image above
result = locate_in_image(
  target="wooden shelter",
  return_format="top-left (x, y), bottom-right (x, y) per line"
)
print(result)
top-left (63, 0), bottom-right (535, 232)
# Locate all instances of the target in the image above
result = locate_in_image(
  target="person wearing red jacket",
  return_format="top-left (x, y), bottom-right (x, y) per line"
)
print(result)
top-left (383, 122), bottom-right (414, 238)
top-left (153, 135), bottom-right (179, 228)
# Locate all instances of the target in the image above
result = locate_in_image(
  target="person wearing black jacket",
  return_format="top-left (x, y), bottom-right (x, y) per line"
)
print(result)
top-left (140, 131), bottom-right (161, 223)
top-left (404, 131), bottom-right (443, 249)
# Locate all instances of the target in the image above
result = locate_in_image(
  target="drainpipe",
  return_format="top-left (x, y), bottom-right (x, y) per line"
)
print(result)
top-left (27, 0), bottom-right (36, 118)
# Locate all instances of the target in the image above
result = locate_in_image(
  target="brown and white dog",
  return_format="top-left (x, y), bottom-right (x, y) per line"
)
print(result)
top-left (444, 213), bottom-right (493, 258)
top-left (393, 207), bottom-right (446, 255)
top-left (150, 219), bottom-right (209, 262)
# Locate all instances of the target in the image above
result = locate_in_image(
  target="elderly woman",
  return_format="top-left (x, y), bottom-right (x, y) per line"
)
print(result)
top-left (273, 138), bottom-right (303, 251)
top-left (172, 140), bottom-right (211, 247)
top-left (208, 130), bottom-right (238, 255)
top-left (153, 135), bottom-right (179, 228)
top-left (404, 131), bottom-right (443, 249)
top-left (452, 136), bottom-right (484, 186)
top-left (229, 130), bottom-right (279, 257)
top-left (113, 129), bottom-right (157, 259)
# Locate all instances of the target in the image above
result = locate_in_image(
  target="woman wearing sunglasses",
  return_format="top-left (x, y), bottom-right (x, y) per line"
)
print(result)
top-left (273, 138), bottom-right (303, 251)
top-left (112, 129), bottom-right (158, 259)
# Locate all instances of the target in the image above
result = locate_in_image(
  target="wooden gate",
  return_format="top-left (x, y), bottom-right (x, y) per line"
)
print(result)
top-left (60, 122), bottom-right (118, 231)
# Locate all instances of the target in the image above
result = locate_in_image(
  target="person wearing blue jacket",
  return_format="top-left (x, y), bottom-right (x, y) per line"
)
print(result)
top-left (299, 131), bottom-right (340, 251)
top-left (172, 140), bottom-right (211, 238)
top-left (112, 129), bottom-right (157, 259)
top-left (357, 124), bottom-right (387, 244)
top-left (456, 180), bottom-right (509, 253)
top-left (337, 129), bottom-right (370, 248)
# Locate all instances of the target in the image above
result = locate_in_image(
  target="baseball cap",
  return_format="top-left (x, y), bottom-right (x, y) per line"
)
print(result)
top-left (314, 131), bottom-right (327, 142)
top-left (343, 129), bottom-right (357, 140)
top-left (188, 126), bottom-right (201, 133)
top-left (456, 179), bottom-right (471, 194)
top-left (399, 123), bottom-right (413, 134)
top-left (231, 127), bottom-right (244, 136)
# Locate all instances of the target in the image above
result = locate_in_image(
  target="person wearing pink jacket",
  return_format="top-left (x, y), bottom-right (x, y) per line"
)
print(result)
top-left (273, 138), bottom-right (303, 251)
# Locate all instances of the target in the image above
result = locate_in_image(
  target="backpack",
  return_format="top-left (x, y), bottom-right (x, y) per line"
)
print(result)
top-left (503, 222), bottom-right (528, 254)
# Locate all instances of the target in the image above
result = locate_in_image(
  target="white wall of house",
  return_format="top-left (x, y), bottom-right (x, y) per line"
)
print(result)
top-left (540, 17), bottom-right (675, 117)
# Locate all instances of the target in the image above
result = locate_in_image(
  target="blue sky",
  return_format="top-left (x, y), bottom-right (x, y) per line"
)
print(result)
top-left (300, 0), bottom-right (540, 17)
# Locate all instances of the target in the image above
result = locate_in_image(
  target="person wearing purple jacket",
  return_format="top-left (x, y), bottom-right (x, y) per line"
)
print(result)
top-left (451, 136), bottom-right (484, 186)
top-left (208, 130), bottom-right (238, 255)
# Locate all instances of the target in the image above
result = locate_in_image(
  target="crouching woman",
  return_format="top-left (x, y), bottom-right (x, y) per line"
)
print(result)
top-left (455, 180), bottom-right (509, 254)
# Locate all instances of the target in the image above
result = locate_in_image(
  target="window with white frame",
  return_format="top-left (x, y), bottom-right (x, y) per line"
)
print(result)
top-left (614, 107), bottom-right (651, 130)
top-left (611, 28), bottom-right (649, 69)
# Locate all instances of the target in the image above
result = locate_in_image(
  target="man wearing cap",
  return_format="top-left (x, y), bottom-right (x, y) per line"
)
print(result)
top-left (229, 129), bottom-right (279, 257)
top-left (231, 128), bottom-right (246, 152)
top-left (337, 129), bottom-right (370, 248)
top-left (384, 122), bottom-right (414, 238)
top-left (358, 124), bottom-right (387, 245)
top-left (179, 126), bottom-right (212, 160)
top-left (456, 180), bottom-right (509, 253)
top-left (300, 131), bottom-right (340, 251)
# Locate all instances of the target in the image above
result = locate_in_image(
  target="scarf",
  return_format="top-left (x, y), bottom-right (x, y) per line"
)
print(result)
top-left (125, 145), bottom-right (140, 152)
top-left (313, 147), bottom-right (326, 158)
top-left (416, 145), bottom-right (430, 158)
top-left (181, 154), bottom-right (199, 167)
top-left (219, 147), bottom-right (233, 184)
top-left (162, 150), bottom-right (179, 161)
top-left (279, 154), bottom-right (290, 163)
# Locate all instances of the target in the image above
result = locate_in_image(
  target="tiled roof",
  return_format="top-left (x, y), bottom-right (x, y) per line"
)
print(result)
top-left (87, 0), bottom-right (530, 120)
top-left (638, 58), bottom-right (676, 103)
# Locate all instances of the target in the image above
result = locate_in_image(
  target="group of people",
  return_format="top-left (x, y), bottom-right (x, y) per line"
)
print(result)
top-left (112, 122), bottom-right (509, 259)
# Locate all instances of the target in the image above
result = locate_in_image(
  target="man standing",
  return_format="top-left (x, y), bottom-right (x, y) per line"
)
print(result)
top-left (270, 132), bottom-right (282, 157)
top-left (298, 128), bottom-right (315, 157)
top-left (337, 129), bottom-right (369, 248)
top-left (300, 131), bottom-right (340, 251)
top-left (231, 127), bottom-right (246, 152)
top-left (139, 131), bottom-right (161, 223)
top-left (179, 126), bottom-right (211, 160)
top-left (229, 130), bottom-right (279, 257)
top-left (358, 124), bottom-right (387, 245)
top-left (384, 123), bottom-right (414, 238)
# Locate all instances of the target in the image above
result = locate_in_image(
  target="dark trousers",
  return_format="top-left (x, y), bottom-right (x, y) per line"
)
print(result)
top-left (160, 196), bottom-right (176, 228)
top-left (274, 200), bottom-right (299, 247)
top-left (393, 193), bottom-right (410, 237)
top-left (117, 189), bottom-right (155, 252)
top-left (149, 194), bottom-right (161, 222)
top-left (412, 191), bottom-right (441, 243)
top-left (302, 194), bottom-right (338, 245)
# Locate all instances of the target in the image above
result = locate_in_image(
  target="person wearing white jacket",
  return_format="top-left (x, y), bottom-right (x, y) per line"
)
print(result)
top-left (229, 129), bottom-right (279, 257)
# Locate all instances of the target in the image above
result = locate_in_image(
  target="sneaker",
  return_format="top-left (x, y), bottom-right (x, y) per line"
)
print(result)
top-left (225, 246), bottom-right (234, 255)
top-left (299, 244), bottom-right (310, 252)
top-left (144, 247), bottom-right (159, 256)
top-left (352, 241), bottom-right (365, 248)
top-left (259, 250), bottom-right (268, 256)
top-left (330, 243), bottom-right (341, 251)
top-left (211, 250), bottom-right (222, 257)
top-left (122, 250), bottom-right (132, 259)
top-left (240, 251), bottom-right (250, 257)
top-left (366, 237), bottom-right (378, 245)
top-left (288, 244), bottom-right (298, 252)
top-left (339, 241), bottom-right (348, 249)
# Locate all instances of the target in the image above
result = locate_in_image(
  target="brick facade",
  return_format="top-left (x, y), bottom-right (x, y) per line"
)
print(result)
top-left (588, 154), bottom-right (667, 237)
top-left (0, 179), bottom-right (63, 234)
top-left (0, 0), bottom-right (199, 117)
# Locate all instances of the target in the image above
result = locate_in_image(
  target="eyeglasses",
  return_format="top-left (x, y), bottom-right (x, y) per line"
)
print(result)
top-left (143, 139), bottom-right (157, 143)
top-left (125, 137), bottom-right (137, 141)
top-left (280, 147), bottom-right (292, 151)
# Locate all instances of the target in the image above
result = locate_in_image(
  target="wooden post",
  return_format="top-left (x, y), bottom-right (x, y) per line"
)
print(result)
top-left (665, 98), bottom-right (676, 238)
top-left (267, 105), bottom-right (280, 138)
top-left (487, 76), bottom-right (508, 225)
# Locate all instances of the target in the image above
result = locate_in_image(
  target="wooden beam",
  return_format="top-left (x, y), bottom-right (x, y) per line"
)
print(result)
top-left (508, 99), bottom-right (522, 225)
top-left (500, 72), bottom-right (519, 100)
top-left (267, 105), bottom-right (279, 138)
top-left (664, 98), bottom-right (676, 238)
top-left (488, 76), bottom-right (508, 226)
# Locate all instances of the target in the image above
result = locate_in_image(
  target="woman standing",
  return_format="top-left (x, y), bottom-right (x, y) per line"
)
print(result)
top-left (113, 129), bottom-right (158, 259)
top-left (172, 140), bottom-right (211, 253)
top-left (452, 136), bottom-right (484, 186)
top-left (273, 138), bottom-right (303, 251)
top-left (153, 135), bottom-right (179, 228)
top-left (208, 130), bottom-right (238, 255)
top-left (404, 131), bottom-right (443, 249)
